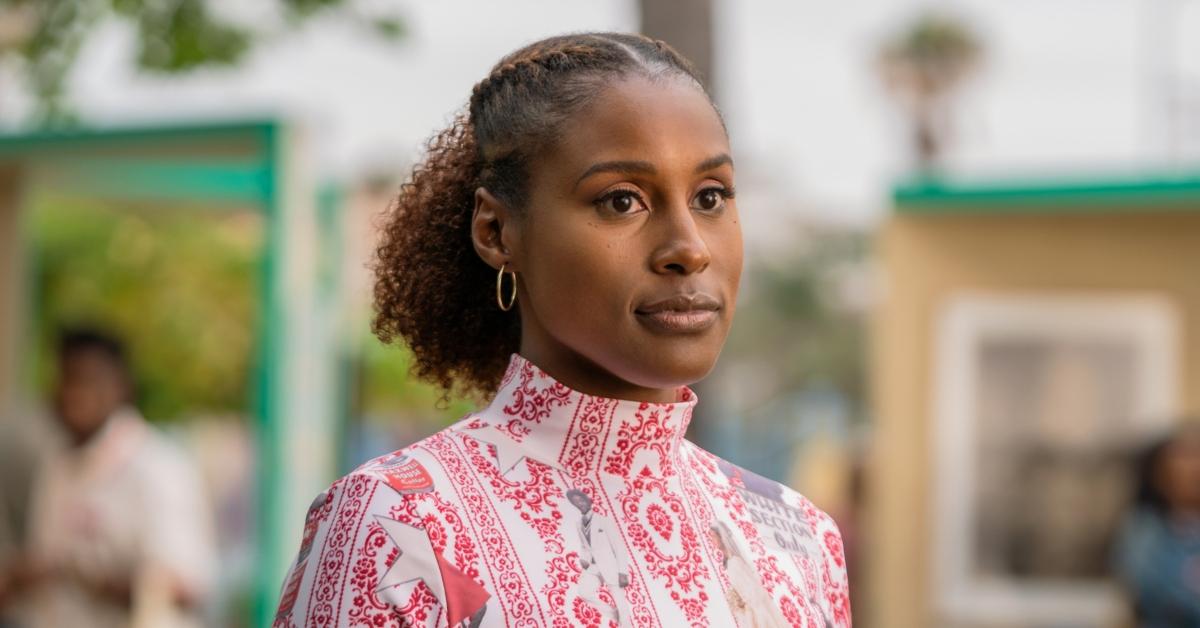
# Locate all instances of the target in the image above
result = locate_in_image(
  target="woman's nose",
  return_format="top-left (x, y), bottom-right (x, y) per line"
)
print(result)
top-left (649, 201), bottom-right (711, 275)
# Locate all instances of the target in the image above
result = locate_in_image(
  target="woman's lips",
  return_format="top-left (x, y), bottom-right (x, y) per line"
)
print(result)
top-left (635, 308), bottom-right (719, 333)
top-left (634, 293), bottom-right (721, 334)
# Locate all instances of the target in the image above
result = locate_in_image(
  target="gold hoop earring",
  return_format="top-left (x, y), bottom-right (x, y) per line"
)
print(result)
top-left (496, 263), bottom-right (517, 312)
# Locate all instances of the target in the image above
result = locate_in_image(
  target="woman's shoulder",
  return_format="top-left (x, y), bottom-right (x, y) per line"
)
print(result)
top-left (298, 416), bottom-right (490, 549)
top-left (340, 413), bottom-right (488, 496)
top-left (681, 440), bottom-right (840, 526)
top-left (680, 440), bottom-right (847, 565)
top-left (272, 419), bottom-right (488, 628)
top-left (680, 440), bottom-right (852, 625)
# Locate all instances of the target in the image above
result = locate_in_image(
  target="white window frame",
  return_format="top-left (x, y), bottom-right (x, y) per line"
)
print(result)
top-left (931, 292), bottom-right (1180, 627)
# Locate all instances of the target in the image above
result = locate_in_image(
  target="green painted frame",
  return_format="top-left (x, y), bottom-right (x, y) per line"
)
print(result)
top-left (1, 119), bottom-right (301, 628)
top-left (893, 171), bottom-right (1200, 213)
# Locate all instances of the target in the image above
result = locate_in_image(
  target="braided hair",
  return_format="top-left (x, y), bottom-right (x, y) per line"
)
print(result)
top-left (371, 32), bottom-right (717, 400)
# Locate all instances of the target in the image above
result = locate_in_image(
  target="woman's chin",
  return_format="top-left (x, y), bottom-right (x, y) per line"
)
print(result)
top-left (617, 343), bottom-right (723, 392)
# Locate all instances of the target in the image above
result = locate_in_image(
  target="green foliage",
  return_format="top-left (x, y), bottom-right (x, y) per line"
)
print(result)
top-left (281, 0), bottom-right (346, 19)
top-left (0, 0), bottom-right (405, 125)
top-left (30, 196), bottom-right (261, 423)
top-left (123, 0), bottom-right (251, 73)
top-left (367, 16), bottom-right (406, 40)
top-left (356, 333), bottom-right (478, 426)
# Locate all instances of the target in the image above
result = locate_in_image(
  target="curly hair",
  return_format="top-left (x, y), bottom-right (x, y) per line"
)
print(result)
top-left (371, 32), bottom-right (715, 400)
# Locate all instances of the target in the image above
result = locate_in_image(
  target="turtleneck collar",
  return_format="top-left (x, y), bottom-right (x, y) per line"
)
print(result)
top-left (473, 352), bottom-right (698, 479)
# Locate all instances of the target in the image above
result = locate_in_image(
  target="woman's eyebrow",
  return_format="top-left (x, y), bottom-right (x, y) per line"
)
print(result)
top-left (695, 153), bottom-right (733, 173)
top-left (574, 160), bottom-right (656, 190)
top-left (573, 154), bottom-right (734, 191)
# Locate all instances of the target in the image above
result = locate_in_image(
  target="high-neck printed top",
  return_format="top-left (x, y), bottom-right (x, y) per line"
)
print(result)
top-left (275, 353), bottom-right (851, 628)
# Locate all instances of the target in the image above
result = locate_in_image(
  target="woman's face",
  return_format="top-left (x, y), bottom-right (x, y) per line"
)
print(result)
top-left (506, 74), bottom-right (742, 402)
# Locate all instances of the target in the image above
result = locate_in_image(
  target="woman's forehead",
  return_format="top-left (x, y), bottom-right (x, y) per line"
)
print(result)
top-left (545, 75), bottom-right (730, 180)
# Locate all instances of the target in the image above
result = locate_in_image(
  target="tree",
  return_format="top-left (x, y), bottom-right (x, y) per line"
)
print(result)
top-left (31, 198), bottom-right (261, 423)
top-left (0, 0), bottom-right (404, 123)
top-left (876, 11), bottom-right (983, 172)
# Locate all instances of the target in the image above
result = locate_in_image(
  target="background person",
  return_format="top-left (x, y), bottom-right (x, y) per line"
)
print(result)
top-left (0, 328), bottom-right (216, 628)
top-left (1113, 422), bottom-right (1200, 628)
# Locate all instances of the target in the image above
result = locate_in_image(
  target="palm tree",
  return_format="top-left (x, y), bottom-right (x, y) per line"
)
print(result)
top-left (876, 11), bottom-right (983, 172)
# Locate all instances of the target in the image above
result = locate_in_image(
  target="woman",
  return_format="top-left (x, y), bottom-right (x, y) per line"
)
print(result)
top-left (1113, 424), bottom-right (1200, 628)
top-left (275, 32), bottom-right (850, 627)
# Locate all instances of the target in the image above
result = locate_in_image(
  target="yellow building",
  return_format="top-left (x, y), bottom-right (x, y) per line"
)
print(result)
top-left (868, 173), bottom-right (1200, 628)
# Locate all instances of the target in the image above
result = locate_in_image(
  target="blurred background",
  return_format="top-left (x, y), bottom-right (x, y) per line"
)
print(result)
top-left (0, 0), bottom-right (1198, 627)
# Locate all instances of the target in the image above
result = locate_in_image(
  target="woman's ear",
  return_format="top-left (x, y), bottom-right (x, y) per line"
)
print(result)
top-left (471, 187), bottom-right (518, 271)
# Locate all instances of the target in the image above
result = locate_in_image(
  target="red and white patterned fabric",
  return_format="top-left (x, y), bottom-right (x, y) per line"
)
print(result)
top-left (274, 353), bottom-right (851, 628)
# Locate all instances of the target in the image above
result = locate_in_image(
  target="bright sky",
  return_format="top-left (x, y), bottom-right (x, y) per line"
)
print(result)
top-left (34, 0), bottom-right (1200, 227)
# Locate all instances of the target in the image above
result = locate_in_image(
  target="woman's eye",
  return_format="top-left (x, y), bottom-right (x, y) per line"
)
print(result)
top-left (695, 187), bottom-right (732, 211)
top-left (596, 190), bottom-right (645, 214)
